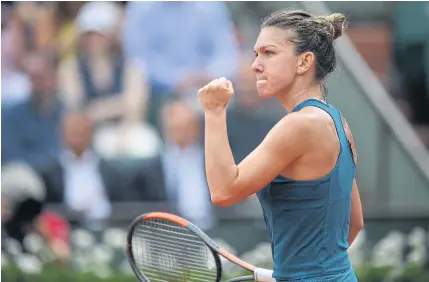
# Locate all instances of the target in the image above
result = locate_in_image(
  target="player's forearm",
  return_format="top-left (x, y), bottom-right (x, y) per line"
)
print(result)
top-left (204, 111), bottom-right (238, 205)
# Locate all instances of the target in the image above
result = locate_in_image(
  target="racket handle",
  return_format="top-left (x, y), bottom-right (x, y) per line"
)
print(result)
top-left (254, 268), bottom-right (275, 282)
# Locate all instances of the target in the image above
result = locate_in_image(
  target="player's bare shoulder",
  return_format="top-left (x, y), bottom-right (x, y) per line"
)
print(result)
top-left (268, 109), bottom-right (321, 150)
top-left (282, 107), bottom-right (340, 154)
top-left (279, 107), bottom-right (332, 136)
top-left (276, 111), bottom-right (314, 135)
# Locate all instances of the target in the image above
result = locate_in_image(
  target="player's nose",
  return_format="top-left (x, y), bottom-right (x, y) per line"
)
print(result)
top-left (251, 58), bottom-right (263, 73)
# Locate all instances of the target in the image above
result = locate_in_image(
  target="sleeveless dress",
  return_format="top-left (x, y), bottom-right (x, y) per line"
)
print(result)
top-left (256, 99), bottom-right (358, 281)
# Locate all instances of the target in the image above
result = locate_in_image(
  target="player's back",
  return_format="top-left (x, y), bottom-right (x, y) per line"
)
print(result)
top-left (256, 99), bottom-right (357, 281)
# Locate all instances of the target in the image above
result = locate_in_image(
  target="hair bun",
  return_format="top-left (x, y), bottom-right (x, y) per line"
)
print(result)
top-left (323, 13), bottom-right (346, 40)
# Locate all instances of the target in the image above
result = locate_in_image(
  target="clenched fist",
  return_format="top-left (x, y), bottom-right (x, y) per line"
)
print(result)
top-left (198, 77), bottom-right (234, 113)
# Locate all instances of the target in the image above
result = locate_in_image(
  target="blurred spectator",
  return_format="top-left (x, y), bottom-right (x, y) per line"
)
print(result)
top-left (1, 2), bottom-right (31, 108)
top-left (5, 2), bottom-right (58, 58)
top-left (58, 2), bottom-right (158, 158)
top-left (228, 57), bottom-right (284, 163)
top-left (32, 2), bottom-right (84, 59)
top-left (12, 2), bottom-right (51, 52)
top-left (37, 111), bottom-right (139, 230)
top-left (1, 50), bottom-right (64, 168)
top-left (136, 99), bottom-right (214, 229)
top-left (123, 1), bottom-right (240, 129)
top-left (2, 163), bottom-right (46, 251)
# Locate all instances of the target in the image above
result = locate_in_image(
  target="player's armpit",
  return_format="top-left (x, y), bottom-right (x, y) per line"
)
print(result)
top-left (211, 113), bottom-right (311, 206)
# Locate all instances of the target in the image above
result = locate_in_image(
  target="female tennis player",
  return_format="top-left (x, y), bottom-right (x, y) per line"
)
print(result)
top-left (198, 10), bottom-right (363, 281)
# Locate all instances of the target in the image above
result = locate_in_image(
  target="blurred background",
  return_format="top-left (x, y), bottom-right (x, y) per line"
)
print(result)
top-left (1, 1), bottom-right (429, 281)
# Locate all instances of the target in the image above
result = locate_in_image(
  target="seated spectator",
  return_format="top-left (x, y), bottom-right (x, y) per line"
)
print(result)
top-left (58, 2), bottom-right (159, 158)
top-left (136, 99), bottom-right (214, 229)
top-left (37, 111), bottom-right (141, 230)
top-left (123, 1), bottom-right (240, 130)
top-left (2, 50), bottom-right (64, 168)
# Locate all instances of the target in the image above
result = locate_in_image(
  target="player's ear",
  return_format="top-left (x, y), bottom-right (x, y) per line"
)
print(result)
top-left (296, 51), bottom-right (314, 75)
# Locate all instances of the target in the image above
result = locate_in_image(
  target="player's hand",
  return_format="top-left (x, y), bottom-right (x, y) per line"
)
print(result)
top-left (198, 77), bottom-right (234, 114)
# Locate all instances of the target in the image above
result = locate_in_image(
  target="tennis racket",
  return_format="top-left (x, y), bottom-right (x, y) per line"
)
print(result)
top-left (125, 212), bottom-right (275, 282)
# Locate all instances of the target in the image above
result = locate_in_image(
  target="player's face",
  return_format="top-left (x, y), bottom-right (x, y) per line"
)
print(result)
top-left (251, 27), bottom-right (299, 98)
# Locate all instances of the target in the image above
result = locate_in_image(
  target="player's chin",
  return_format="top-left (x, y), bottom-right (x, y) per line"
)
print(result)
top-left (256, 87), bottom-right (274, 98)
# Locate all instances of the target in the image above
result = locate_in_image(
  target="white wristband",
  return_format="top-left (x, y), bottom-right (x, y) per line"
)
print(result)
top-left (254, 267), bottom-right (276, 282)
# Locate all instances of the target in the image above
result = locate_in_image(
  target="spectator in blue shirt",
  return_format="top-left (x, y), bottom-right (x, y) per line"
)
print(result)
top-left (123, 1), bottom-right (240, 128)
top-left (2, 50), bottom-right (64, 168)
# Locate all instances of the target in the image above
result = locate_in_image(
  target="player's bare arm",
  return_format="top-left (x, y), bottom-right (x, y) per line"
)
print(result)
top-left (342, 119), bottom-right (364, 245)
top-left (199, 78), bottom-right (311, 206)
top-left (349, 179), bottom-right (363, 245)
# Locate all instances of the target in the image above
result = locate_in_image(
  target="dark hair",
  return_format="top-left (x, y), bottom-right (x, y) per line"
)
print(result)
top-left (262, 10), bottom-right (346, 82)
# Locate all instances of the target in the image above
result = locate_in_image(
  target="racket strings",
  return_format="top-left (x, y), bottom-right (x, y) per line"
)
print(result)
top-left (131, 218), bottom-right (218, 282)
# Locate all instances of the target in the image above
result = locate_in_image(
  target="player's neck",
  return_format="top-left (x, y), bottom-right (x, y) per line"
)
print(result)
top-left (279, 83), bottom-right (324, 113)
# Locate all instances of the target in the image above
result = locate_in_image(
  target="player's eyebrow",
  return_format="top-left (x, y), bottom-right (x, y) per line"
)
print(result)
top-left (253, 45), bottom-right (277, 53)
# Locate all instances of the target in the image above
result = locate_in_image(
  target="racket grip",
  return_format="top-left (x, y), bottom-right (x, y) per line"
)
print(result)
top-left (254, 268), bottom-right (275, 282)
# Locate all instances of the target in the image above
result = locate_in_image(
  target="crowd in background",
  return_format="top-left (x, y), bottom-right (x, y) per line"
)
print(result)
top-left (1, 1), bottom-right (285, 261)
top-left (2, 1), bottom-right (429, 265)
